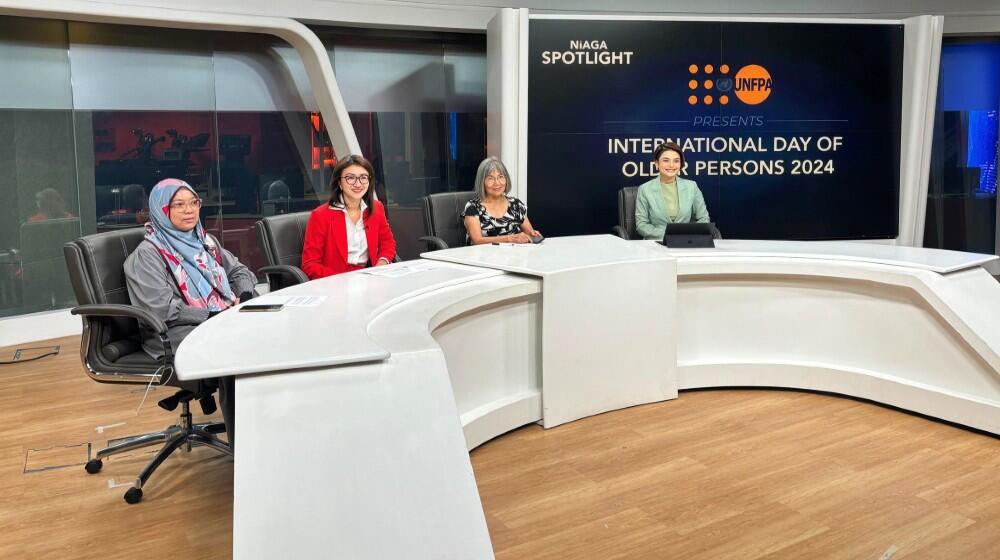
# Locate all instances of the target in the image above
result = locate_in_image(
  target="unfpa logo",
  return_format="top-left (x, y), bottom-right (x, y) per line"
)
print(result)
top-left (734, 65), bottom-right (772, 105)
top-left (687, 63), bottom-right (772, 105)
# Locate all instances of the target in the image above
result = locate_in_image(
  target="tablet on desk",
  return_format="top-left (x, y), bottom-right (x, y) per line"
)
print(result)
top-left (661, 222), bottom-right (716, 248)
top-left (239, 303), bottom-right (284, 312)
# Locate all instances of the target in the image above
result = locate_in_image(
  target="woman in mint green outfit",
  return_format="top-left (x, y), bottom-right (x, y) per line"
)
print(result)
top-left (635, 141), bottom-right (710, 240)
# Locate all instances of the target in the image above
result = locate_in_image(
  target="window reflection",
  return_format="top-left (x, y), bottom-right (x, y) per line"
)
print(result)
top-left (925, 40), bottom-right (1000, 254)
top-left (0, 109), bottom-right (81, 317)
top-left (0, 17), bottom-right (487, 320)
top-left (92, 111), bottom-right (214, 230)
top-left (350, 111), bottom-right (485, 259)
top-left (90, 110), bottom-right (335, 273)
top-left (318, 26), bottom-right (488, 259)
top-left (209, 112), bottom-right (333, 273)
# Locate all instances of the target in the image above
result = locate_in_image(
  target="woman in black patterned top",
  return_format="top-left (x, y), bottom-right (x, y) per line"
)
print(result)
top-left (462, 157), bottom-right (541, 244)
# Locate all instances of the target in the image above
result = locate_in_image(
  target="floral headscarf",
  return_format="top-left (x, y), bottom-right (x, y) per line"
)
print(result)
top-left (144, 178), bottom-right (234, 311)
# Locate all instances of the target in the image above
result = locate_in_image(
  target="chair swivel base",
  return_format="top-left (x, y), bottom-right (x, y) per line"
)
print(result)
top-left (84, 401), bottom-right (231, 504)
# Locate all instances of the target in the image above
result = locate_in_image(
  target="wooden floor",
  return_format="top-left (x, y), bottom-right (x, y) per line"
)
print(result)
top-left (2, 336), bottom-right (998, 559)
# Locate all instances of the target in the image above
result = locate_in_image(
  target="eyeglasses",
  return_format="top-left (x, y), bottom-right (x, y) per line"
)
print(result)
top-left (169, 199), bottom-right (202, 211)
top-left (341, 174), bottom-right (371, 186)
top-left (484, 175), bottom-right (507, 185)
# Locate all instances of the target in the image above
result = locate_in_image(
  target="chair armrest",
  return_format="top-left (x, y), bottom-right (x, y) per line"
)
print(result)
top-left (71, 304), bottom-right (168, 335)
top-left (259, 264), bottom-right (309, 286)
top-left (418, 235), bottom-right (449, 251)
top-left (611, 226), bottom-right (630, 240)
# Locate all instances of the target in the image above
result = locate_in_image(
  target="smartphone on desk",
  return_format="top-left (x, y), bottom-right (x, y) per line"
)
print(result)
top-left (239, 303), bottom-right (284, 313)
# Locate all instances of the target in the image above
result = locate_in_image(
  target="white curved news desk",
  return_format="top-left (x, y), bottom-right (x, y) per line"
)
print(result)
top-left (175, 235), bottom-right (1000, 560)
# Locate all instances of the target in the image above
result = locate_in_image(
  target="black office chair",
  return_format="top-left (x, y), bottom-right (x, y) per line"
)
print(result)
top-left (613, 185), bottom-right (722, 240)
top-left (255, 211), bottom-right (311, 291)
top-left (419, 191), bottom-right (476, 251)
top-left (613, 186), bottom-right (640, 240)
top-left (63, 228), bottom-right (231, 504)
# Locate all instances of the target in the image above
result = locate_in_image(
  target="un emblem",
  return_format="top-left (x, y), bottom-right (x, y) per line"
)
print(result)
top-left (715, 78), bottom-right (733, 92)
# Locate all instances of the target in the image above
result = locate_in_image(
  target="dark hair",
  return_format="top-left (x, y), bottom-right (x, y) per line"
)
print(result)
top-left (329, 154), bottom-right (376, 217)
top-left (35, 188), bottom-right (67, 217)
top-left (653, 141), bottom-right (685, 169)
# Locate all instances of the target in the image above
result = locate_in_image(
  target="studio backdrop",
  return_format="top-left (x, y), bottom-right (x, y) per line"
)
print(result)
top-left (527, 17), bottom-right (904, 240)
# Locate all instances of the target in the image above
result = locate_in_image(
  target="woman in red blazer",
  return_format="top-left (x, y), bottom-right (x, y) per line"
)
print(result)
top-left (301, 154), bottom-right (397, 279)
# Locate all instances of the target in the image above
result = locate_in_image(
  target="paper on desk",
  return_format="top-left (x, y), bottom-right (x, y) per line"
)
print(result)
top-left (361, 261), bottom-right (437, 278)
top-left (251, 295), bottom-right (327, 307)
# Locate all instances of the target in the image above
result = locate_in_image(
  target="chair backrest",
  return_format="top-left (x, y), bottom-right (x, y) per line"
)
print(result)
top-left (21, 217), bottom-right (81, 309)
top-left (618, 186), bottom-right (640, 240)
top-left (421, 191), bottom-right (476, 249)
top-left (255, 210), bottom-right (312, 269)
top-left (63, 226), bottom-right (155, 378)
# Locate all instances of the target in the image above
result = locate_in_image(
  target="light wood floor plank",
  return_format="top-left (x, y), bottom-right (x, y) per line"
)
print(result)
top-left (2, 336), bottom-right (998, 559)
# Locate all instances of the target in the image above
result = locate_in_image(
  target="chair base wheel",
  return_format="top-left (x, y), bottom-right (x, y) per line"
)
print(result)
top-left (123, 487), bottom-right (143, 504)
top-left (85, 459), bottom-right (103, 474)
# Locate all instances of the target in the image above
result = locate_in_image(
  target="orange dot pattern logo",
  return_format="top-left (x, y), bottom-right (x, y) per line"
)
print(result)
top-left (686, 63), bottom-right (771, 105)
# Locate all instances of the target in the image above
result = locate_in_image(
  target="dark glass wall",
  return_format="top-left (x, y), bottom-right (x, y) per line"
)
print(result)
top-left (0, 19), bottom-right (335, 318)
top-left (0, 18), bottom-right (488, 319)
top-left (925, 39), bottom-right (1000, 254)
top-left (313, 27), bottom-right (487, 259)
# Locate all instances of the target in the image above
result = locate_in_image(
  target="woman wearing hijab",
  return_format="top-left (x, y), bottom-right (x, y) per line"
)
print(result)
top-left (124, 178), bottom-right (256, 446)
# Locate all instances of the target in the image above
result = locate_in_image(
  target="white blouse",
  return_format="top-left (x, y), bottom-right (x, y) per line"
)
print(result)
top-left (333, 201), bottom-right (369, 265)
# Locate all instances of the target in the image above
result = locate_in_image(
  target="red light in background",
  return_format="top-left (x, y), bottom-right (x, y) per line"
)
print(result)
top-left (310, 112), bottom-right (335, 169)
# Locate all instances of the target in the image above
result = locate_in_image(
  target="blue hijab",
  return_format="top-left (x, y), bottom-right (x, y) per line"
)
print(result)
top-left (144, 179), bottom-right (234, 311)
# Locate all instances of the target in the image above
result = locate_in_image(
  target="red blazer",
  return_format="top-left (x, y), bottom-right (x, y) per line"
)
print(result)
top-left (301, 201), bottom-right (397, 279)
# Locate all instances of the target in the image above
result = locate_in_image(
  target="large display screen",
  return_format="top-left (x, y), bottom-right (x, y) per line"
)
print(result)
top-left (527, 18), bottom-right (904, 239)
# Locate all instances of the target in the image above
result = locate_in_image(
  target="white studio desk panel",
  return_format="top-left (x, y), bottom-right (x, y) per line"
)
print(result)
top-left (173, 262), bottom-right (505, 379)
top-left (174, 235), bottom-right (1000, 559)
top-left (175, 237), bottom-right (678, 560)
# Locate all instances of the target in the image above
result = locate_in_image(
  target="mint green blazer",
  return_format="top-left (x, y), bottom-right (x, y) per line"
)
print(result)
top-left (634, 177), bottom-right (710, 240)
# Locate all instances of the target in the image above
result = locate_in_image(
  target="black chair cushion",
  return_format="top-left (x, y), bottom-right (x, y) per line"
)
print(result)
top-left (112, 348), bottom-right (163, 367)
top-left (101, 337), bottom-right (143, 362)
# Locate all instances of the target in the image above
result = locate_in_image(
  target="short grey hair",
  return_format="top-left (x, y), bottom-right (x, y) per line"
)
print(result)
top-left (473, 157), bottom-right (512, 199)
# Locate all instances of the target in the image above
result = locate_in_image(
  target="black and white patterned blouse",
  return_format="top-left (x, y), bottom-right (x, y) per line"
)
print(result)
top-left (463, 196), bottom-right (528, 242)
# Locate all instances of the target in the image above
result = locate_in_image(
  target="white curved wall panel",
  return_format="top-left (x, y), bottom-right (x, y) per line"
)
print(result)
top-left (431, 294), bottom-right (543, 447)
top-left (676, 263), bottom-right (1000, 433)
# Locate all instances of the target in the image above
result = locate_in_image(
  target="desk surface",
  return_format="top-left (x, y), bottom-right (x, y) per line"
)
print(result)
top-left (654, 239), bottom-right (997, 274)
top-left (421, 234), bottom-right (674, 276)
top-left (175, 261), bottom-right (502, 380)
top-left (423, 237), bottom-right (995, 276)
top-left (177, 237), bottom-right (998, 383)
